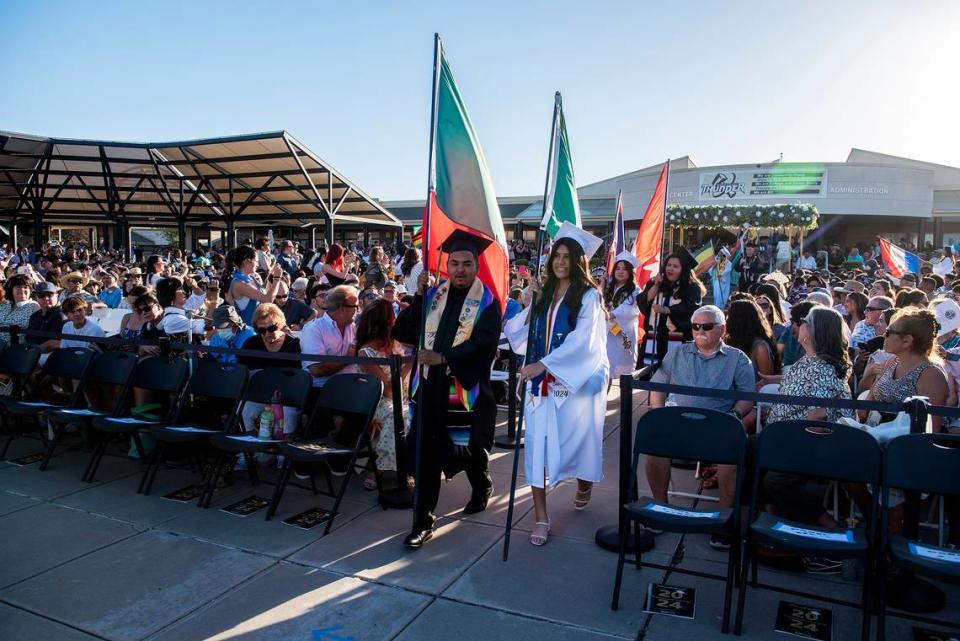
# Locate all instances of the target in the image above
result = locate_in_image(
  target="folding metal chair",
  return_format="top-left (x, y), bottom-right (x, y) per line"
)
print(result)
top-left (43, 350), bottom-right (138, 471)
top-left (140, 360), bottom-right (249, 495)
top-left (611, 406), bottom-right (746, 633)
top-left (265, 372), bottom-right (383, 535)
top-left (877, 433), bottom-right (960, 639)
top-left (0, 346), bottom-right (89, 460)
top-left (734, 420), bottom-right (882, 641)
top-left (202, 367), bottom-right (313, 508)
top-left (83, 355), bottom-right (191, 483)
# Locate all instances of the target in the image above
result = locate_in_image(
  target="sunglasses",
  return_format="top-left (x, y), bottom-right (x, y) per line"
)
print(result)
top-left (691, 323), bottom-right (718, 332)
top-left (865, 306), bottom-right (884, 312)
top-left (885, 328), bottom-right (908, 338)
top-left (255, 324), bottom-right (279, 334)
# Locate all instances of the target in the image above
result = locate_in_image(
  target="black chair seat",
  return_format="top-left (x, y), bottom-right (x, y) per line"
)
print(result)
top-left (47, 407), bottom-right (109, 421)
top-left (2, 399), bottom-right (63, 414)
top-left (209, 433), bottom-right (284, 454)
top-left (92, 415), bottom-right (160, 433)
top-left (281, 439), bottom-right (354, 463)
top-left (150, 424), bottom-right (222, 443)
top-left (624, 496), bottom-right (733, 534)
top-left (749, 512), bottom-right (867, 558)
top-left (888, 537), bottom-right (960, 583)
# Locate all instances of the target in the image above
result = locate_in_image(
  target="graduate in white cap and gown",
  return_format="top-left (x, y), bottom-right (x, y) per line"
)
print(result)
top-left (712, 246), bottom-right (733, 310)
top-left (504, 222), bottom-right (609, 546)
top-left (604, 250), bottom-right (640, 377)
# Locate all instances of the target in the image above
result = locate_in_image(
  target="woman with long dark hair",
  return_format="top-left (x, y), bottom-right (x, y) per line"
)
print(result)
top-left (356, 299), bottom-right (410, 488)
top-left (844, 291), bottom-right (868, 332)
top-left (723, 298), bottom-right (781, 378)
top-left (504, 223), bottom-right (609, 546)
top-left (755, 282), bottom-right (788, 327)
top-left (604, 252), bottom-right (640, 377)
top-left (637, 252), bottom-right (705, 360)
top-left (223, 245), bottom-right (284, 326)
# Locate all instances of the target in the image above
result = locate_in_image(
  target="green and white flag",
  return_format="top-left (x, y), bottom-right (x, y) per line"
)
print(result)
top-left (540, 92), bottom-right (582, 237)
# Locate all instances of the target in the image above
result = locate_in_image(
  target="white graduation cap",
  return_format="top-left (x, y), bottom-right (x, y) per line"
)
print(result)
top-left (554, 221), bottom-right (603, 259)
top-left (613, 250), bottom-right (639, 268)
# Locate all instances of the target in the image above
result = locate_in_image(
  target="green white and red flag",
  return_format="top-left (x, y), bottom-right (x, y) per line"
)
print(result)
top-left (422, 35), bottom-right (509, 310)
top-left (540, 93), bottom-right (581, 237)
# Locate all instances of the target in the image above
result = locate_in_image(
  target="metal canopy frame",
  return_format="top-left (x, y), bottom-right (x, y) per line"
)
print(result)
top-left (0, 130), bottom-right (400, 248)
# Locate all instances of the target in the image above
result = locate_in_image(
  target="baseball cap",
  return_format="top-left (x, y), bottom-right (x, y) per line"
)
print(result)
top-left (34, 281), bottom-right (56, 295)
top-left (211, 304), bottom-right (242, 329)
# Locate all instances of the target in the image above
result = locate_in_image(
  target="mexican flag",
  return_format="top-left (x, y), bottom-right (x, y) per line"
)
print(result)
top-left (423, 35), bottom-right (509, 310)
top-left (541, 93), bottom-right (582, 237)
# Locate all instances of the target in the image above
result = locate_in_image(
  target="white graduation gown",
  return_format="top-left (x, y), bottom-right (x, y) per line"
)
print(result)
top-left (712, 260), bottom-right (733, 309)
top-left (504, 288), bottom-right (609, 488)
top-left (606, 286), bottom-right (639, 377)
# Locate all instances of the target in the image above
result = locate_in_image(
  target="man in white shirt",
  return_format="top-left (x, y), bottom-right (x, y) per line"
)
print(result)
top-left (799, 250), bottom-right (817, 270)
top-left (299, 285), bottom-right (358, 387)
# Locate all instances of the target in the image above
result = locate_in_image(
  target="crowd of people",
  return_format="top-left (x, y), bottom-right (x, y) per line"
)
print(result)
top-left (0, 230), bottom-right (957, 559)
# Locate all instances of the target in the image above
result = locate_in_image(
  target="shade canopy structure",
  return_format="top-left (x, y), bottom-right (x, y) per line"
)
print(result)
top-left (0, 130), bottom-right (401, 249)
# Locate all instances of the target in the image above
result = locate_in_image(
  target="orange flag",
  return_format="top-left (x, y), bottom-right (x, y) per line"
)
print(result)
top-left (633, 163), bottom-right (668, 290)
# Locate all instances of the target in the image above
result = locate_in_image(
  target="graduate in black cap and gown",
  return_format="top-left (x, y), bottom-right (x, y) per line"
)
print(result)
top-left (637, 250), bottom-right (706, 361)
top-left (393, 229), bottom-right (502, 549)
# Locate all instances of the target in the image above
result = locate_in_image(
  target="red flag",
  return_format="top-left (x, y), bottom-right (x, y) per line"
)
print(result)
top-left (633, 163), bottom-right (668, 290)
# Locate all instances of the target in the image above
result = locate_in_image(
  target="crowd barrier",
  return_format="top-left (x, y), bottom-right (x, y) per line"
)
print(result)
top-left (1, 325), bottom-right (418, 507)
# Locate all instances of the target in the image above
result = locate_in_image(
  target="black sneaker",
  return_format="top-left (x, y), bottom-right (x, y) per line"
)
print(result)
top-left (803, 556), bottom-right (843, 574)
top-left (709, 533), bottom-right (732, 550)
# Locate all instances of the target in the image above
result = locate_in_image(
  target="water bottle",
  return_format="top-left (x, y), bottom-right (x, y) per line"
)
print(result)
top-left (258, 404), bottom-right (274, 440)
top-left (270, 389), bottom-right (285, 440)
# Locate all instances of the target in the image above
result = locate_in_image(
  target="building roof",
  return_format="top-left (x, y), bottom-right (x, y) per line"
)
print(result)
top-left (0, 130), bottom-right (401, 229)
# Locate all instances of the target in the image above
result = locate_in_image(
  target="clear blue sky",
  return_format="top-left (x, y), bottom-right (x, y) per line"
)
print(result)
top-left (2, 1), bottom-right (958, 200)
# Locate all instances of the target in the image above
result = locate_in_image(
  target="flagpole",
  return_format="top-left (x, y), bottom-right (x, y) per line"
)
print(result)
top-left (410, 32), bottom-right (443, 531)
top-left (503, 90), bottom-right (561, 562)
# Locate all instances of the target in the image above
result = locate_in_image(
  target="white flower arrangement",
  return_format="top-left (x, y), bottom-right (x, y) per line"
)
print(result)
top-left (664, 203), bottom-right (819, 230)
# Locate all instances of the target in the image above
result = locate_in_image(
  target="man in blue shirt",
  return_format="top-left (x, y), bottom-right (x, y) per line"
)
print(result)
top-left (98, 272), bottom-right (123, 308)
top-left (276, 240), bottom-right (300, 280)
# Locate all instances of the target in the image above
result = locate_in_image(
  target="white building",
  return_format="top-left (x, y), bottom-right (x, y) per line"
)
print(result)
top-left (385, 149), bottom-right (960, 251)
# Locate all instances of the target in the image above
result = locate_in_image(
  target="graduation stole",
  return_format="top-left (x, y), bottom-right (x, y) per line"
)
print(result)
top-left (410, 277), bottom-right (495, 412)
top-left (527, 294), bottom-right (576, 397)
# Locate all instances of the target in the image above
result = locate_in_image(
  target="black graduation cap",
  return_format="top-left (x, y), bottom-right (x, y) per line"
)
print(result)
top-left (438, 229), bottom-right (493, 257)
top-left (679, 247), bottom-right (699, 271)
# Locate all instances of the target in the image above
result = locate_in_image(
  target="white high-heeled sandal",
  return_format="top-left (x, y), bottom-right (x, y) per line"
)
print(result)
top-left (530, 520), bottom-right (551, 546)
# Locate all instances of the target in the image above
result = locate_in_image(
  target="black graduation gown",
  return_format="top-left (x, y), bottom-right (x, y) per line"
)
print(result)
top-left (393, 283), bottom-right (502, 475)
top-left (637, 279), bottom-right (702, 359)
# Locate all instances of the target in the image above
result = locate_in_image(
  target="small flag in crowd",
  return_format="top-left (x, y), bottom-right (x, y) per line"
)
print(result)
top-left (606, 190), bottom-right (625, 276)
top-left (411, 225), bottom-right (423, 249)
top-left (878, 237), bottom-right (920, 280)
top-left (422, 34), bottom-right (509, 310)
top-left (540, 92), bottom-right (582, 237)
top-left (692, 241), bottom-right (715, 275)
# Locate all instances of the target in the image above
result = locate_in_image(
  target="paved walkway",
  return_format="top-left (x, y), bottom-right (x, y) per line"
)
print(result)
top-left (0, 385), bottom-right (956, 640)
